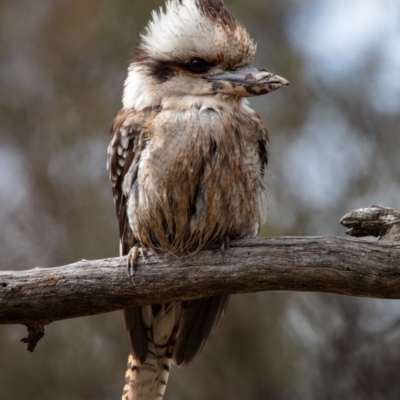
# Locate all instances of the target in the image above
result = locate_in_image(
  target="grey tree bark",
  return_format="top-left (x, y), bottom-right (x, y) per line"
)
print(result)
top-left (1, 205), bottom-right (399, 351)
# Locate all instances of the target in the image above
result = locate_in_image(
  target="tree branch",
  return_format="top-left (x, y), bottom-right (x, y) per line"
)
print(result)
top-left (1, 205), bottom-right (399, 351)
top-left (340, 204), bottom-right (400, 241)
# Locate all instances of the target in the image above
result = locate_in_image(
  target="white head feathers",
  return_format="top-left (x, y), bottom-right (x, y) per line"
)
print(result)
top-left (140, 0), bottom-right (256, 67)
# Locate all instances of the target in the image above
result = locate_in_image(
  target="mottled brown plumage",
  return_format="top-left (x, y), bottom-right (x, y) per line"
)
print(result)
top-left (107, 0), bottom-right (288, 399)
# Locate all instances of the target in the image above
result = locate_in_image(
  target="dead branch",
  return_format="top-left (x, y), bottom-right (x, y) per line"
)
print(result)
top-left (1, 205), bottom-right (399, 351)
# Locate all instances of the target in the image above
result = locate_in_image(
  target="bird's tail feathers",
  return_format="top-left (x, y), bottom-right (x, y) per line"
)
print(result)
top-left (122, 352), bottom-right (172, 400)
top-left (122, 307), bottom-right (179, 400)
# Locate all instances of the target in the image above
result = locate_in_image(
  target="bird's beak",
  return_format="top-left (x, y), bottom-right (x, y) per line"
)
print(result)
top-left (206, 66), bottom-right (289, 97)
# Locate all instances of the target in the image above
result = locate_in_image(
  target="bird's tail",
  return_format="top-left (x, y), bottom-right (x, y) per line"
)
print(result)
top-left (122, 327), bottom-right (177, 400)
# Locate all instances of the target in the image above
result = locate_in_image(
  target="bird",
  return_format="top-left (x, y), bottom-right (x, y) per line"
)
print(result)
top-left (107, 0), bottom-right (288, 399)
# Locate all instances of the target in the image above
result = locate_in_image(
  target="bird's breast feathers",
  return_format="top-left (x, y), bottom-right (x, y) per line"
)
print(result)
top-left (108, 102), bottom-right (269, 255)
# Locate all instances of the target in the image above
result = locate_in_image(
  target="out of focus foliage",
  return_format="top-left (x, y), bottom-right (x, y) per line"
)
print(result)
top-left (1, 0), bottom-right (400, 399)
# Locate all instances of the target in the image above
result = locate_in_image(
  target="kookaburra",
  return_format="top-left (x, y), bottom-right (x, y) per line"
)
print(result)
top-left (107, 0), bottom-right (288, 399)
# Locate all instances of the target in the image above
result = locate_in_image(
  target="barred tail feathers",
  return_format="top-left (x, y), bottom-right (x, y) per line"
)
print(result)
top-left (122, 352), bottom-right (172, 400)
top-left (122, 304), bottom-right (180, 400)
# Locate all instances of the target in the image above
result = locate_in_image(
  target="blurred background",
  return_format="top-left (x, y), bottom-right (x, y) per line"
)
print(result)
top-left (1, 0), bottom-right (400, 399)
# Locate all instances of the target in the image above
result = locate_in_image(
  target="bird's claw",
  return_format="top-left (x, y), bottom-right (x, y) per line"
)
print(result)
top-left (220, 236), bottom-right (230, 255)
top-left (126, 244), bottom-right (140, 281)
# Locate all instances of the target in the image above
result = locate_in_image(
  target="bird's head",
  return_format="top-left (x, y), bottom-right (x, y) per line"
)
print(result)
top-left (123, 0), bottom-right (289, 110)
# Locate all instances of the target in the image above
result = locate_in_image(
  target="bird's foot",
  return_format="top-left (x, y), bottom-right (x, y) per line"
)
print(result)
top-left (220, 236), bottom-right (230, 255)
top-left (126, 244), bottom-right (142, 281)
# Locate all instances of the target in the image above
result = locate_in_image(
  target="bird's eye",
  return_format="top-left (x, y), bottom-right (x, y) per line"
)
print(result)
top-left (188, 58), bottom-right (208, 73)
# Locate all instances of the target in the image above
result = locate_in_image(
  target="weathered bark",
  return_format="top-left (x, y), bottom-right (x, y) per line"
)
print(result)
top-left (340, 204), bottom-right (400, 242)
top-left (0, 205), bottom-right (399, 351)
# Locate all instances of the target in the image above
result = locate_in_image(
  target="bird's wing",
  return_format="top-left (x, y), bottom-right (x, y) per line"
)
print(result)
top-left (173, 295), bottom-right (230, 367)
top-left (108, 107), bottom-right (152, 363)
top-left (253, 112), bottom-right (269, 177)
top-left (108, 108), bottom-right (149, 253)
